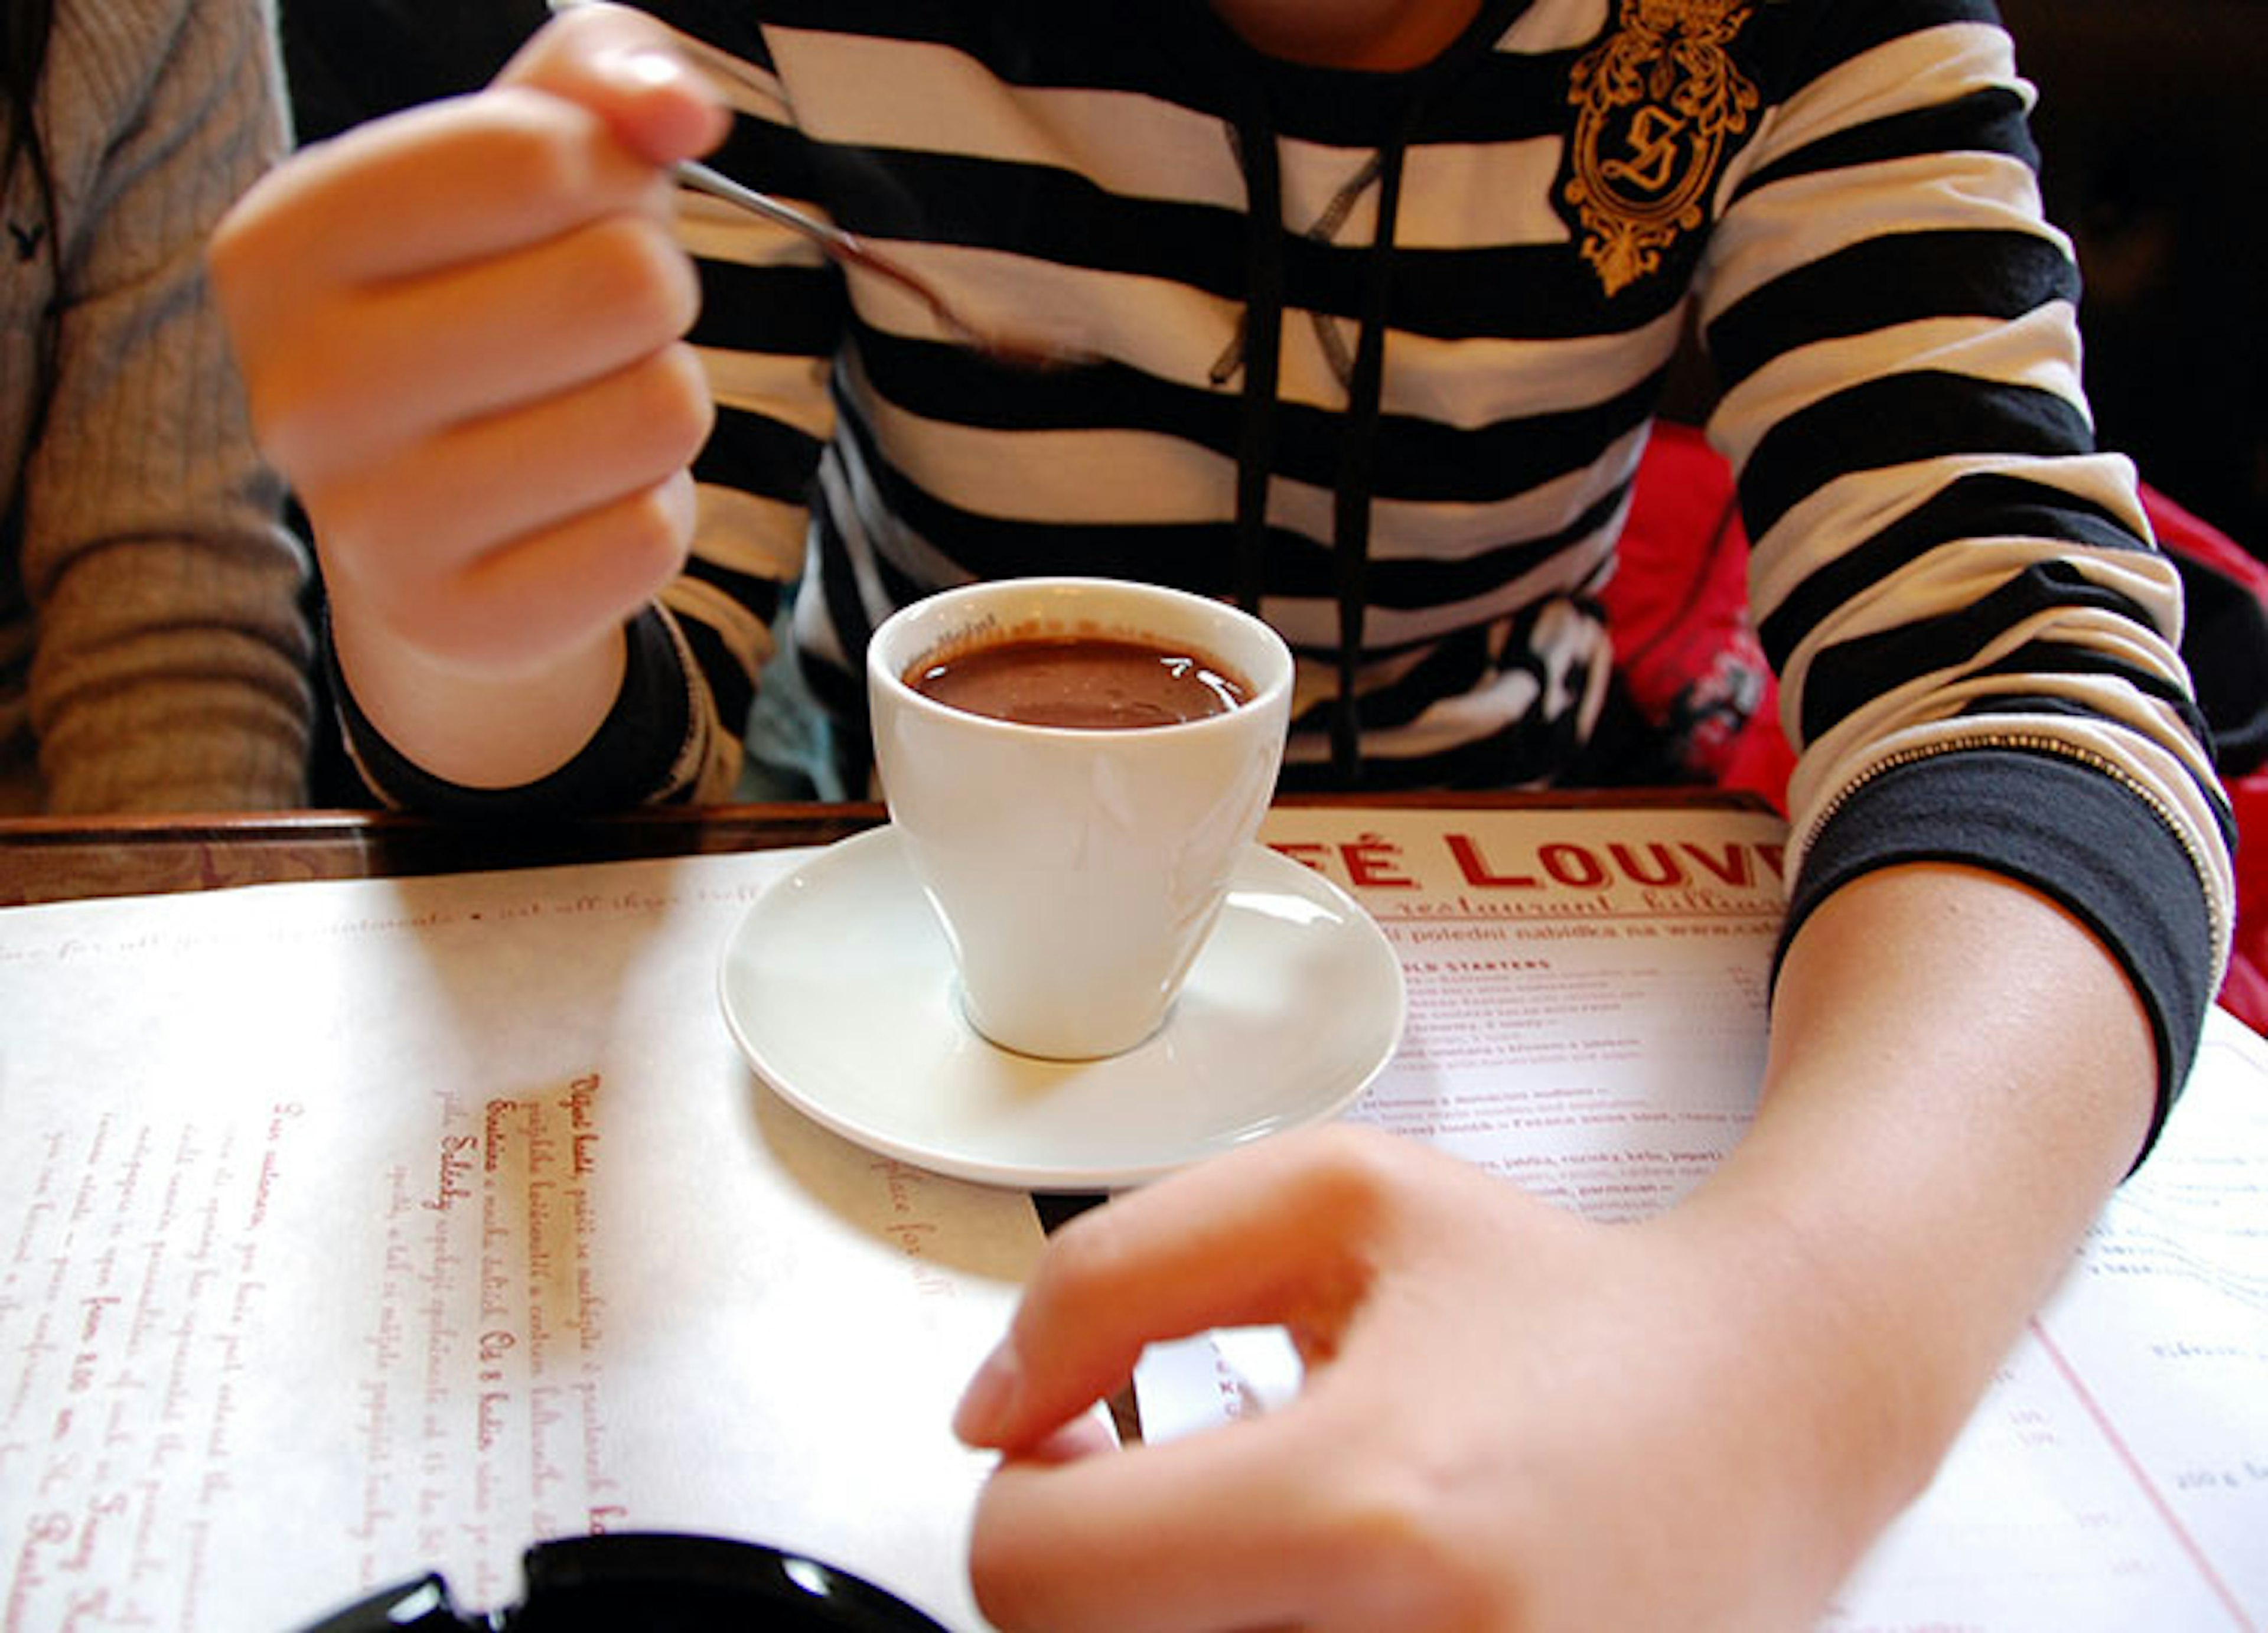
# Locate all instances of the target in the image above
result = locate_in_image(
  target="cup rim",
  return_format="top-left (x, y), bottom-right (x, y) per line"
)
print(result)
top-left (866, 577), bottom-right (1294, 738)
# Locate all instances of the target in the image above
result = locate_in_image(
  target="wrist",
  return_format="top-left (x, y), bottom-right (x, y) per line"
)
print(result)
top-left (1647, 1182), bottom-right (1946, 1576)
top-left (327, 586), bottom-right (631, 789)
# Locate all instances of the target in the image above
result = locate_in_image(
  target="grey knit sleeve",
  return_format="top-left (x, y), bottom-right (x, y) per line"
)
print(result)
top-left (17, 0), bottom-right (313, 813)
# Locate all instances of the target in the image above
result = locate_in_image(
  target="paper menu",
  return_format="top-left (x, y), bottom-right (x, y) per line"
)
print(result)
top-left (1139, 801), bottom-right (2267, 1629)
top-left (8, 801), bottom-right (2259, 1633)
top-left (1265, 801), bottom-right (1783, 1213)
top-left (0, 852), bottom-right (1044, 1633)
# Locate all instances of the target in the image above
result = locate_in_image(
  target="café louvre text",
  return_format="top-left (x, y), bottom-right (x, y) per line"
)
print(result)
top-left (1269, 827), bottom-right (1785, 908)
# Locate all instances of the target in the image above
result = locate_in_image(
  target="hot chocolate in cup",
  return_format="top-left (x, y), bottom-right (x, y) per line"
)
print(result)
top-left (867, 578), bottom-right (1294, 1060)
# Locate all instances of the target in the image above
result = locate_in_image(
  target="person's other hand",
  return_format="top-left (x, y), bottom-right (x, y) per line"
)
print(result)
top-left (954, 1123), bottom-right (1905, 1632)
top-left (209, 2), bottom-right (725, 679)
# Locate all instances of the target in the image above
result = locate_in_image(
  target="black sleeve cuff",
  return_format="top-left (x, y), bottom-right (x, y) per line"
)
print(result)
top-left (330, 609), bottom-right (694, 820)
top-left (1778, 749), bottom-right (2217, 1167)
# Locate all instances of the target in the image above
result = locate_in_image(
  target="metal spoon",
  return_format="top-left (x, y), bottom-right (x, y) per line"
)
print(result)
top-left (672, 159), bottom-right (1089, 371)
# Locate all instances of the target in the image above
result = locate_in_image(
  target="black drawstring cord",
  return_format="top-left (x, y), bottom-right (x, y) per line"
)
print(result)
top-left (1205, 0), bottom-right (1497, 778)
top-left (1228, 112), bottom-right (1286, 621)
top-left (1328, 136), bottom-right (1409, 784)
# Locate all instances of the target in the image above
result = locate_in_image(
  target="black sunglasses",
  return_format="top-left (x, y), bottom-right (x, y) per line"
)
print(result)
top-left (293, 1533), bottom-right (954, 1631)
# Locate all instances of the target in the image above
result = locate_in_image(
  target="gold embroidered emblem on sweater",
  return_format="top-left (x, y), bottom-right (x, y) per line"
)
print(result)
top-left (1566, 0), bottom-right (1759, 295)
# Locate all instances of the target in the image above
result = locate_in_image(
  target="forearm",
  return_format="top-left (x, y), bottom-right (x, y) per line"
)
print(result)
top-left (32, 502), bottom-right (312, 812)
top-left (36, 612), bottom-right (312, 814)
top-left (1677, 859), bottom-right (2156, 1536)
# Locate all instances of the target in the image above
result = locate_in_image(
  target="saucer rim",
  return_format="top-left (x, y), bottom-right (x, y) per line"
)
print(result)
top-left (716, 826), bottom-right (1406, 1191)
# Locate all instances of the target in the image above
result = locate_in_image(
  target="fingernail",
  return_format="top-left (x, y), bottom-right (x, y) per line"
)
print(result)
top-left (953, 1340), bottom-right (1022, 1443)
top-left (607, 46), bottom-right (686, 91)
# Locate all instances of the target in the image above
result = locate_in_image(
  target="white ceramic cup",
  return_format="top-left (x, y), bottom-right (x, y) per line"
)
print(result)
top-left (867, 578), bottom-right (1294, 1060)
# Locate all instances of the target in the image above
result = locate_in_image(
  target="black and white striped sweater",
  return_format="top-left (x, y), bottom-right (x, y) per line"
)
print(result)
top-left (346, 0), bottom-right (2234, 1112)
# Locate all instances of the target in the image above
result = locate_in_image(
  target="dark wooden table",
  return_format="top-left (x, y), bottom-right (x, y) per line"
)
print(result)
top-left (0, 788), bottom-right (1757, 909)
top-left (0, 803), bottom-right (889, 907)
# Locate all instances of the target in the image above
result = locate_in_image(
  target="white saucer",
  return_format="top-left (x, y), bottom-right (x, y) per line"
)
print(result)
top-left (718, 826), bottom-right (1406, 1191)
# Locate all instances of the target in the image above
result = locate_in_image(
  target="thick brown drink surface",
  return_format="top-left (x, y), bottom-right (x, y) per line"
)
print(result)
top-left (908, 634), bottom-right (1251, 728)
